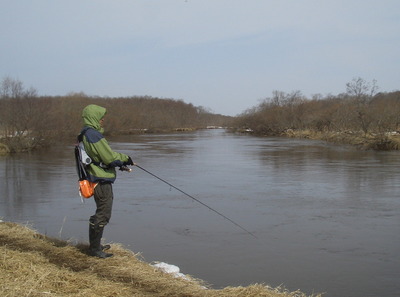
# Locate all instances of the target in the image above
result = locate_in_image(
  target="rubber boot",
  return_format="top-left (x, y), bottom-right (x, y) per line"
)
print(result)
top-left (89, 224), bottom-right (113, 258)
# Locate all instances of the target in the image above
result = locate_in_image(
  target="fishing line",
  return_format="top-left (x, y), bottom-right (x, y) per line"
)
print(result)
top-left (133, 164), bottom-right (257, 239)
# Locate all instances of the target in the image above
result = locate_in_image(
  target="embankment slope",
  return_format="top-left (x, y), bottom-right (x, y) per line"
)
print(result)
top-left (0, 222), bottom-right (320, 297)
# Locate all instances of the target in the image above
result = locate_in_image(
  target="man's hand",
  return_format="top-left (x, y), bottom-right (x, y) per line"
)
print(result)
top-left (125, 156), bottom-right (135, 166)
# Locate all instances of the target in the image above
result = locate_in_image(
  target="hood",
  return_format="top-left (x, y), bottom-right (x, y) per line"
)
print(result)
top-left (82, 104), bottom-right (107, 132)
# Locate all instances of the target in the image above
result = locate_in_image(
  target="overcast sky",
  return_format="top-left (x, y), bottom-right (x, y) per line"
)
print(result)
top-left (1, 1), bottom-right (399, 115)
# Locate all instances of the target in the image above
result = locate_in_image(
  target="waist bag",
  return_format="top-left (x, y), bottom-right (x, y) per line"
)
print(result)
top-left (78, 179), bottom-right (98, 199)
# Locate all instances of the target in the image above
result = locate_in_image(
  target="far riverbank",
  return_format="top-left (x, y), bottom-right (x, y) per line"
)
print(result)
top-left (233, 128), bottom-right (400, 151)
top-left (282, 129), bottom-right (400, 150)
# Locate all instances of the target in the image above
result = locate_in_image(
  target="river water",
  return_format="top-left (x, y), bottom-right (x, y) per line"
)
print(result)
top-left (1, 129), bottom-right (399, 297)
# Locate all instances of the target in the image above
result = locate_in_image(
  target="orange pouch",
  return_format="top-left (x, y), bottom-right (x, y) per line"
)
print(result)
top-left (79, 180), bottom-right (98, 198)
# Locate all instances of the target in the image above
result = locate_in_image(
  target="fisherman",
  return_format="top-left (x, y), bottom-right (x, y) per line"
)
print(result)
top-left (79, 104), bottom-right (134, 258)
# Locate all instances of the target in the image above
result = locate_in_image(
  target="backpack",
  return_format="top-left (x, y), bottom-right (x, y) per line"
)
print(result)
top-left (75, 128), bottom-right (98, 198)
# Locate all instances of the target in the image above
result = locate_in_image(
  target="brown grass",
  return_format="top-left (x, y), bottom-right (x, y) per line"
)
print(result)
top-left (0, 142), bottom-right (10, 155)
top-left (0, 222), bottom-right (321, 297)
top-left (283, 129), bottom-right (400, 150)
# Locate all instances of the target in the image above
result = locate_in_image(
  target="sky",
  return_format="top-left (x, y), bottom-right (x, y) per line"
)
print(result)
top-left (1, 1), bottom-right (399, 116)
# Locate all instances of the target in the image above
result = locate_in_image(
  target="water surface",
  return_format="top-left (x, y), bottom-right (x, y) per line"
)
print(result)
top-left (1, 129), bottom-right (399, 297)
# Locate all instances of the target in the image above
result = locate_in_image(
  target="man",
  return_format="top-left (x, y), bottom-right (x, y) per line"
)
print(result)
top-left (79, 104), bottom-right (134, 258)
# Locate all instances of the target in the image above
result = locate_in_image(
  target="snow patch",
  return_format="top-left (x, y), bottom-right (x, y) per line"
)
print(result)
top-left (152, 262), bottom-right (189, 280)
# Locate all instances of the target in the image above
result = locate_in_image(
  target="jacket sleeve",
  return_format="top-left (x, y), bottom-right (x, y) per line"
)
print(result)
top-left (90, 137), bottom-right (129, 168)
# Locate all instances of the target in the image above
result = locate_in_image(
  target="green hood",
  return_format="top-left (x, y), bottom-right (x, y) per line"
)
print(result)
top-left (82, 104), bottom-right (107, 132)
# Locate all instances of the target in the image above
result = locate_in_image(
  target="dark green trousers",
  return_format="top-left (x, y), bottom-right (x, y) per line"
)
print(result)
top-left (89, 182), bottom-right (114, 228)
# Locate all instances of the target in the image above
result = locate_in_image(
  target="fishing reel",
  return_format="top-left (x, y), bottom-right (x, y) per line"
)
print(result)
top-left (119, 165), bottom-right (132, 172)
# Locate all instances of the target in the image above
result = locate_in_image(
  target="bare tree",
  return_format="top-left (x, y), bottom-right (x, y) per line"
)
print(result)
top-left (0, 77), bottom-right (43, 151)
top-left (346, 77), bottom-right (378, 101)
top-left (346, 77), bottom-right (379, 134)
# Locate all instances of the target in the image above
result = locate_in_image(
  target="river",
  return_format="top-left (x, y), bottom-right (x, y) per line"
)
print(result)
top-left (1, 129), bottom-right (399, 297)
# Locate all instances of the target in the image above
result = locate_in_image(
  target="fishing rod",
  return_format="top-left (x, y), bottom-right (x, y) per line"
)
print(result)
top-left (121, 164), bottom-right (257, 239)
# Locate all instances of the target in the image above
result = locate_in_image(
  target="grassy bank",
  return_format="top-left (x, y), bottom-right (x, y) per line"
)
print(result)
top-left (282, 129), bottom-right (400, 150)
top-left (0, 222), bottom-right (321, 297)
top-left (0, 142), bottom-right (10, 155)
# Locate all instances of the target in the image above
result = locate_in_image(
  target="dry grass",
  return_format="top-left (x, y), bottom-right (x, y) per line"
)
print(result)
top-left (0, 142), bottom-right (10, 155)
top-left (283, 129), bottom-right (400, 150)
top-left (0, 222), bottom-right (321, 297)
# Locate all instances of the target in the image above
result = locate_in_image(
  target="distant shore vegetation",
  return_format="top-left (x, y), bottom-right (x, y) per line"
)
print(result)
top-left (1, 76), bottom-right (399, 153)
top-left (0, 77), bottom-right (233, 153)
top-left (233, 78), bottom-right (400, 150)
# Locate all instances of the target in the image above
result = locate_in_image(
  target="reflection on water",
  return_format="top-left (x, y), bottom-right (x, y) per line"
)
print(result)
top-left (1, 130), bottom-right (399, 297)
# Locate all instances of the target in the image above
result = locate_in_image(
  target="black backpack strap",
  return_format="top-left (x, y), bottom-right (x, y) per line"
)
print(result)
top-left (75, 144), bottom-right (88, 180)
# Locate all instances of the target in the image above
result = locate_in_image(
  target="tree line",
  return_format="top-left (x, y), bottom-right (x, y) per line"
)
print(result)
top-left (0, 77), bottom-right (233, 153)
top-left (2, 76), bottom-right (399, 153)
top-left (233, 78), bottom-right (400, 143)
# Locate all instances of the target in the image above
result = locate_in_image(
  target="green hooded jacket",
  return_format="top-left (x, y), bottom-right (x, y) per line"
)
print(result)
top-left (80, 104), bottom-right (129, 183)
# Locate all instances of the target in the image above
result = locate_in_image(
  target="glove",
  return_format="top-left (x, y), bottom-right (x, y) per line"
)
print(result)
top-left (124, 156), bottom-right (134, 166)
